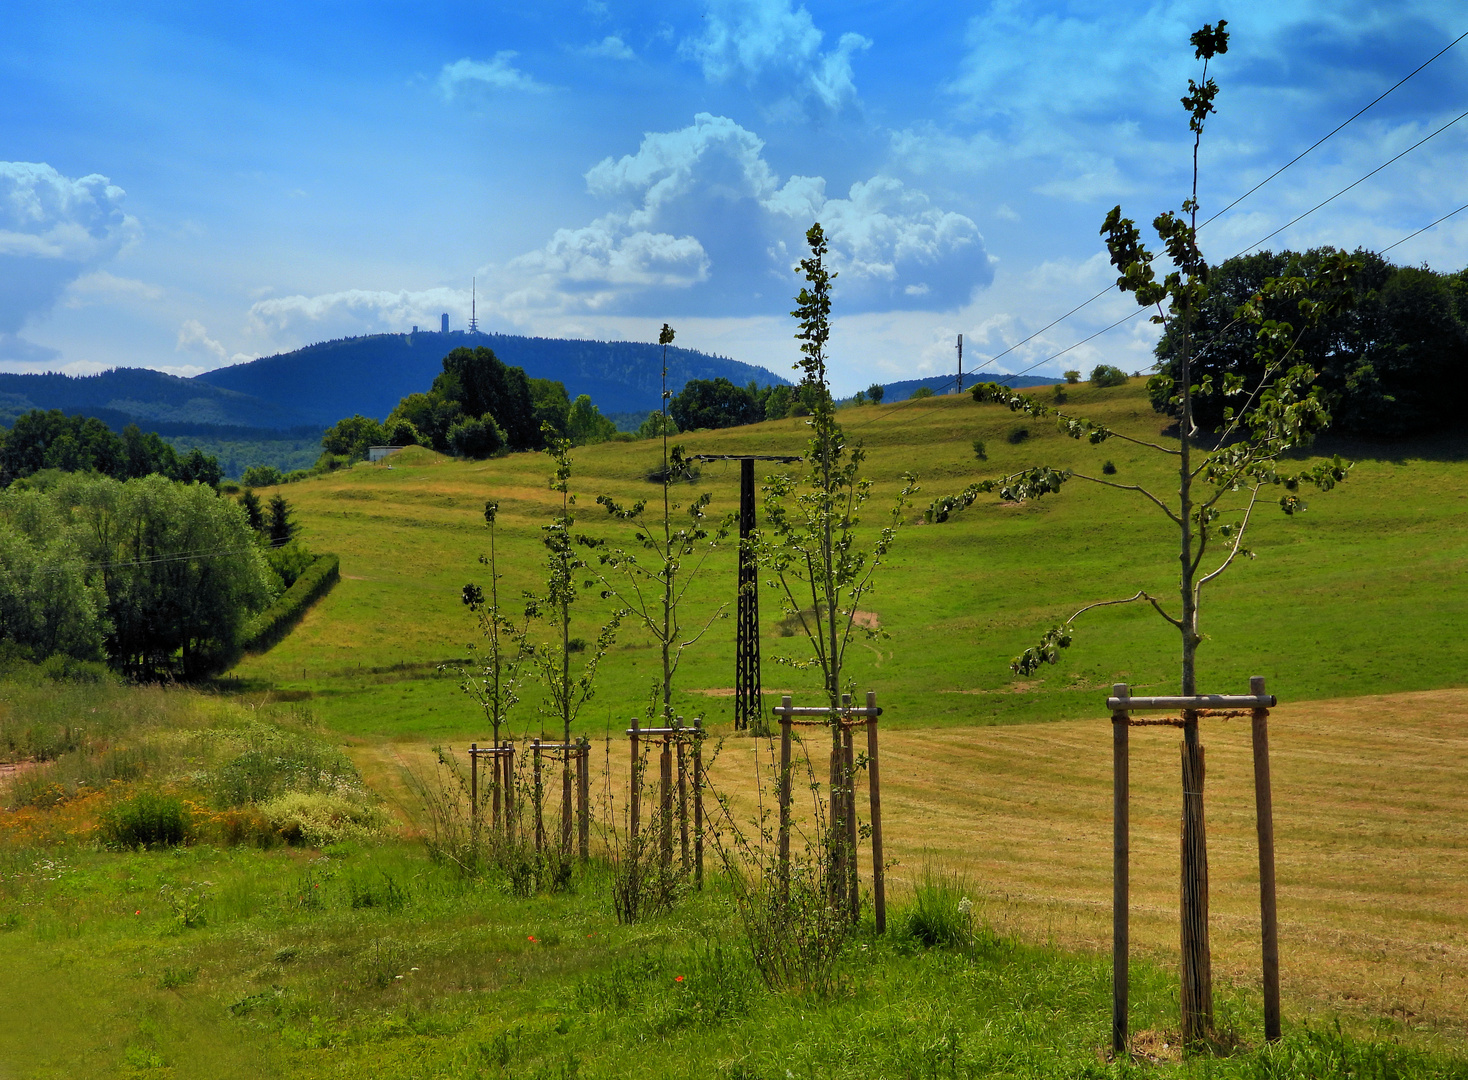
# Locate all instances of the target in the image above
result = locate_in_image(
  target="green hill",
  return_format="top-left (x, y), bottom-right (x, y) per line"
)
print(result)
top-left (223, 378), bottom-right (1468, 740)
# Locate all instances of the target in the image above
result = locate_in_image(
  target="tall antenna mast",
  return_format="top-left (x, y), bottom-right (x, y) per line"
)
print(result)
top-left (956, 333), bottom-right (963, 393)
top-left (469, 277), bottom-right (478, 334)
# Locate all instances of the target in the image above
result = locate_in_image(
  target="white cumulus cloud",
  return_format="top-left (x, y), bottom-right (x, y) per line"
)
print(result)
top-left (682, 0), bottom-right (871, 114)
top-left (438, 53), bottom-right (547, 99)
top-left (499, 113), bottom-right (990, 316)
top-left (579, 35), bottom-right (636, 60)
top-left (0, 161), bottom-right (140, 355)
top-left (248, 287), bottom-right (470, 343)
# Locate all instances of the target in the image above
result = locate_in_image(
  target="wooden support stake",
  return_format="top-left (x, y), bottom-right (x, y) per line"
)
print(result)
top-left (693, 718), bottom-right (704, 890)
top-left (842, 695), bottom-right (858, 920)
top-left (561, 739), bottom-right (574, 857)
top-left (533, 738), bottom-right (544, 859)
top-left (1179, 714), bottom-right (1213, 1044)
top-left (1250, 676), bottom-right (1281, 1042)
top-left (829, 705), bottom-right (845, 909)
top-left (629, 719), bottom-right (641, 900)
top-left (577, 739), bottom-right (590, 862)
top-left (866, 690), bottom-right (885, 934)
top-left (504, 744), bottom-right (516, 832)
top-left (492, 742), bottom-right (503, 832)
top-left (677, 721), bottom-right (690, 874)
top-left (470, 743), bottom-right (479, 828)
top-left (660, 734), bottom-right (673, 871)
top-left (779, 696), bottom-right (792, 900)
top-left (1112, 683), bottom-right (1130, 1058)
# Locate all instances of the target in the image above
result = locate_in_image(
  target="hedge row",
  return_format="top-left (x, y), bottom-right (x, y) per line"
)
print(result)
top-left (242, 552), bottom-right (340, 654)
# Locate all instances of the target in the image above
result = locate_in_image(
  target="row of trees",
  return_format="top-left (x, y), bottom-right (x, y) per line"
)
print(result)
top-left (1153, 248), bottom-right (1468, 438)
top-left (0, 410), bottom-right (223, 489)
top-left (321, 346), bottom-right (622, 463)
top-left (0, 473), bottom-right (277, 679)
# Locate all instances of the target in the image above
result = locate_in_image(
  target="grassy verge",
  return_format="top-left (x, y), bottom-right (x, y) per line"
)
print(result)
top-left (5, 839), bottom-right (1468, 1079)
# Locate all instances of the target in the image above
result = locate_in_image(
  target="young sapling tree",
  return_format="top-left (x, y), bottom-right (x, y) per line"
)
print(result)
top-left (758, 222), bottom-right (916, 915)
top-left (525, 427), bottom-right (622, 859)
top-left (929, 21), bottom-right (1357, 1044)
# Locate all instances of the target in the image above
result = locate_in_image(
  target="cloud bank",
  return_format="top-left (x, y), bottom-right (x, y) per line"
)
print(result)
top-left (495, 113), bottom-right (991, 318)
top-left (682, 0), bottom-right (871, 115)
top-left (0, 161), bottom-right (139, 361)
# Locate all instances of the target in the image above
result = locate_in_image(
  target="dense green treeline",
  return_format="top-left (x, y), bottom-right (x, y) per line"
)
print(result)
top-left (0, 474), bottom-right (290, 679)
top-left (320, 345), bottom-right (624, 463)
top-left (0, 409), bottom-right (224, 489)
top-left (1154, 247), bottom-right (1468, 437)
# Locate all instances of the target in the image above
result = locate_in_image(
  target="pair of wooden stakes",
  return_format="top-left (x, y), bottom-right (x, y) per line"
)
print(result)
top-left (467, 738), bottom-right (592, 861)
top-left (1109, 677), bottom-right (1281, 1054)
top-left (771, 691), bottom-right (887, 934)
top-left (626, 717), bottom-right (706, 886)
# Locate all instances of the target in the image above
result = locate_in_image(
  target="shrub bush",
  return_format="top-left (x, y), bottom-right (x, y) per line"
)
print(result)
top-left (1102, 460), bottom-right (1117, 475)
top-left (910, 386), bottom-right (935, 400)
top-left (1089, 363), bottom-right (1129, 388)
top-left (971, 439), bottom-right (987, 461)
top-left (260, 791), bottom-right (388, 847)
top-left (241, 553), bottom-right (339, 654)
top-left (1006, 426), bottom-right (1030, 444)
top-left (447, 415), bottom-right (506, 459)
top-left (242, 464), bottom-right (284, 487)
top-left (100, 789), bottom-right (192, 849)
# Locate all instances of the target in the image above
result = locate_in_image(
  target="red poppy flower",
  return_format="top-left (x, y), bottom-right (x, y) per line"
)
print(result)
top-left (675, 975), bottom-right (684, 983)
top-left (528, 935), bottom-right (537, 942)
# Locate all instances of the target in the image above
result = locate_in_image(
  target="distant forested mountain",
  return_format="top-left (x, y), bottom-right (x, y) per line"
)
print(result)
top-left (0, 368), bottom-right (311, 430)
top-left (194, 330), bottom-right (789, 426)
top-left (862, 372), bottom-right (1057, 402)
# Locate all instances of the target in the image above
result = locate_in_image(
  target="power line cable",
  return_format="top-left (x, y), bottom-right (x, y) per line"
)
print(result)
top-left (966, 31), bottom-right (1468, 385)
top-left (1380, 199), bottom-right (1468, 253)
top-left (1199, 28), bottom-right (1468, 229)
top-left (1235, 106), bottom-right (1468, 254)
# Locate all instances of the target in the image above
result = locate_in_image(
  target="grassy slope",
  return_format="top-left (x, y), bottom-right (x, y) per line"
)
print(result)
top-left (225, 380), bottom-right (1468, 740)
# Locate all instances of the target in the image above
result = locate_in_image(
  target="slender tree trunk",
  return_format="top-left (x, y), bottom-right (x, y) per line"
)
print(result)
top-left (1177, 294), bottom-right (1213, 1044)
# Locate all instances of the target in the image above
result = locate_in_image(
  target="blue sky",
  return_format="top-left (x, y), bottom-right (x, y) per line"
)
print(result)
top-left (3, 1), bottom-right (1465, 395)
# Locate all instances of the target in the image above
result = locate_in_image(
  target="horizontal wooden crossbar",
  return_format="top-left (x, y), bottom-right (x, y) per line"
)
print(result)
top-left (467, 746), bottom-right (514, 756)
top-left (690, 454), bottom-right (803, 463)
top-left (624, 727), bottom-right (704, 737)
top-left (1107, 694), bottom-right (1276, 711)
top-left (771, 706), bottom-right (883, 718)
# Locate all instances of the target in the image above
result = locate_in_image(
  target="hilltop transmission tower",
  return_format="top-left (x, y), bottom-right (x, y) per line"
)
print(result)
top-left (468, 277), bottom-right (479, 334)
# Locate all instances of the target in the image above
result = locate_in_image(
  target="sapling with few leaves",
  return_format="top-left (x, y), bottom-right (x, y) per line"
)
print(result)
top-left (584, 324), bottom-right (727, 730)
top-left (757, 222), bottom-right (916, 918)
top-left (452, 500), bottom-right (528, 754)
top-left (524, 427), bottom-right (622, 853)
top-left (928, 21), bottom-right (1357, 1043)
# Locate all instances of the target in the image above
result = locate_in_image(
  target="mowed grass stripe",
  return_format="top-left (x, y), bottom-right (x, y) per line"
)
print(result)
top-left (358, 686), bottom-right (1468, 1035)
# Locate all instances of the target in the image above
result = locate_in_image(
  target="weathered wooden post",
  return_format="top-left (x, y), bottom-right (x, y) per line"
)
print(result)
top-left (533, 738), bottom-right (545, 859)
top-left (778, 695), bottom-right (792, 899)
top-left (676, 719), bottom-right (690, 874)
top-left (660, 733), bottom-right (673, 871)
top-left (865, 690), bottom-right (885, 934)
top-left (470, 742), bottom-right (479, 830)
top-left (629, 718), bottom-right (641, 903)
top-left (693, 717), bottom-right (704, 890)
top-left (503, 742), bottom-right (516, 834)
top-left (577, 737), bottom-right (590, 862)
top-left (1179, 709), bottom-right (1212, 1043)
top-left (1250, 676), bottom-right (1281, 1041)
top-left (491, 744), bottom-right (503, 832)
top-left (561, 739), bottom-right (574, 857)
top-left (1111, 683), bottom-right (1131, 1057)
top-left (828, 705), bottom-right (846, 908)
top-left (841, 693), bottom-right (858, 919)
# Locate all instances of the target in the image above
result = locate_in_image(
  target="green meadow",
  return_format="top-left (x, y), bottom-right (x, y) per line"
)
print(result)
top-left (227, 380), bottom-right (1468, 741)
top-left (5, 378), bottom-right (1468, 1078)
